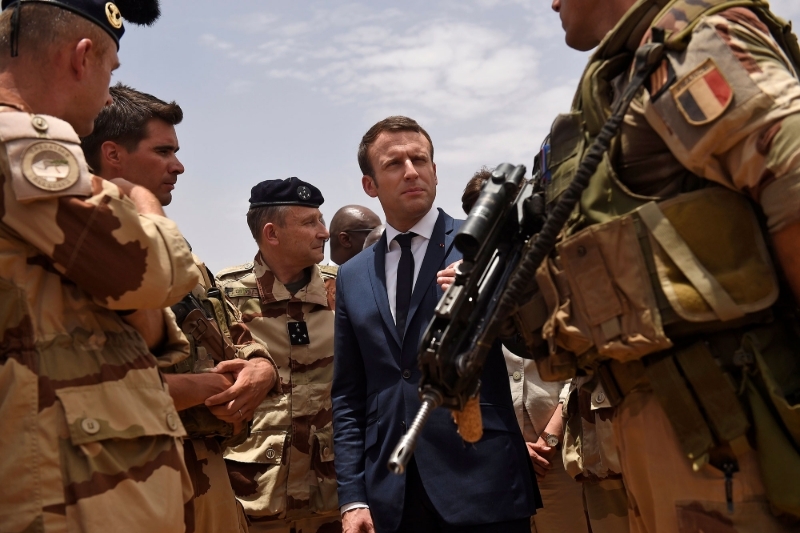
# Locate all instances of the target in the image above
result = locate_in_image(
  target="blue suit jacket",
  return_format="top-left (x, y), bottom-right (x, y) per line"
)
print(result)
top-left (332, 209), bottom-right (540, 533)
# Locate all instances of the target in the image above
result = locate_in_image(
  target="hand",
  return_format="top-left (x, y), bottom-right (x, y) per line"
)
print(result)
top-left (163, 372), bottom-right (235, 412)
top-left (108, 177), bottom-right (165, 216)
top-left (437, 260), bottom-right (461, 291)
top-left (204, 358), bottom-right (277, 423)
top-left (527, 440), bottom-right (555, 480)
top-left (342, 508), bottom-right (375, 533)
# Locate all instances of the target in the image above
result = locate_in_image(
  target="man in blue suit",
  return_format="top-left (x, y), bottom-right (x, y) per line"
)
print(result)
top-left (332, 116), bottom-right (540, 533)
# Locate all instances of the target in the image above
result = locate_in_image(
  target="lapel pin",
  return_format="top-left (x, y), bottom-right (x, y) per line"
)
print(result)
top-left (439, 243), bottom-right (444, 248)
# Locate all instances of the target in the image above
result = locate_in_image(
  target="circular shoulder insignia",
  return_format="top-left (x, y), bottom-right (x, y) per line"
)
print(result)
top-left (297, 185), bottom-right (311, 200)
top-left (105, 2), bottom-right (123, 29)
top-left (22, 142), bottom-right (80, 192)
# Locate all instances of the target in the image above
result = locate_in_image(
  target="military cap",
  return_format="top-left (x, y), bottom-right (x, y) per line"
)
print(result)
top-left (2, 0), bottom-right (161, 52)
top-left (250, 177), bottom-right (325, 209)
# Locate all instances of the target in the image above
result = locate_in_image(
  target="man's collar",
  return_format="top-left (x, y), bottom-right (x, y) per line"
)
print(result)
top-left (385, 206), bottom-right (438, 244)
top-left (0, 87), bottom-right (32, 113)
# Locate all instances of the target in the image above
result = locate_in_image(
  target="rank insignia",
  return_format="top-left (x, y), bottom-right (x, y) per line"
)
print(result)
top-left (670, 58), bottom-right (732, 125)
top-left (288, 321), bottom-right (310, 346)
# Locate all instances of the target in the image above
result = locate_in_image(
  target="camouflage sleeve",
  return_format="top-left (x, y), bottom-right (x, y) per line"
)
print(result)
top-left (153, 307), bottom-right (192, 369)
top-left (645, 8), bottom-right (800, 231)
top-left (1, 145), bottom-right (200, 308)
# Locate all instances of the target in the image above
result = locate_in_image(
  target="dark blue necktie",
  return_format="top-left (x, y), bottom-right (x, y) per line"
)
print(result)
top-left (394, 232), bottom-right (416, 338)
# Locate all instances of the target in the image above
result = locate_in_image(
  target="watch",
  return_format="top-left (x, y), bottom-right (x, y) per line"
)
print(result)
top-left (542, 431), bottom-right (559, 448)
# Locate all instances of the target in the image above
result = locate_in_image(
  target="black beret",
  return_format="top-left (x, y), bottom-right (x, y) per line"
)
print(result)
top-left (2, 0), bottom-right (161, 48)
top-left (249, 177), bottom-right (325, 209)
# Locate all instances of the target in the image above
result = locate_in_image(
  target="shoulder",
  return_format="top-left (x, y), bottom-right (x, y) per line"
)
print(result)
top-left (0, 111), bottom-right (93, 202)
top-left (216, 262), bottom-right (259, 298)
top-left (318, 264), bottom-right (339, 280)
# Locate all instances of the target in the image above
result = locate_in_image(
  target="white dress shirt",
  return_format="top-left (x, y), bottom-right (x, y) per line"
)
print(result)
top-left (383, 206), bottom-right (440, 324)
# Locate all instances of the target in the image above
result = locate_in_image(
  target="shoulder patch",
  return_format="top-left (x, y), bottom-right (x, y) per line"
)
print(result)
top-left (224, 287), bottom-right (260, 299)
top-left (216, 261), bottom-right (254, 280)
top-left (318, 264), bottom-right (339, 280)
top-left (670, 58), bottom-right (733, 125)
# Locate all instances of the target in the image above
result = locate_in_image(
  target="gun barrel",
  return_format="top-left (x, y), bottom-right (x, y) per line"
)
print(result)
top-left (387, 390), bottom-right (443, 474)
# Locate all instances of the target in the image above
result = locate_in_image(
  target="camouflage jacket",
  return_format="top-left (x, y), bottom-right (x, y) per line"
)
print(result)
top-left (217, 254), bottom-right (338, 522)
top-left (0, 95), bottom-right (200, 533)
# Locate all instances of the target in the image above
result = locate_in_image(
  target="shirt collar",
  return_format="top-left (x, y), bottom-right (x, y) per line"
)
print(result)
top-left (385, 206), bottom-right (438, 245)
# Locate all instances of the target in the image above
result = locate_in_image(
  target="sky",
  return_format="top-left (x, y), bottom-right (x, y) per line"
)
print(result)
top-left (115, 0), bottom-right (800, 272)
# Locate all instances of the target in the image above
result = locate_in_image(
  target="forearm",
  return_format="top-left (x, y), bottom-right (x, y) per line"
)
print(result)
top-left (164, 373), bottom-right (233, 411)
top-left (122, 308), bottom-right (166, 349)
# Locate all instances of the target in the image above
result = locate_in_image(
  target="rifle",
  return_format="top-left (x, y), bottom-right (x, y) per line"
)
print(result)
top-left (387, 162), bottom-right (545, 474)
top-left (386, 42), bottom-right (666, 475)
top-left (171, 291), bottom-right (237, 368)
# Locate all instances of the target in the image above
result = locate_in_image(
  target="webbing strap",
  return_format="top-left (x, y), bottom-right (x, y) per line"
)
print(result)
top-left (638, 202), bottom-right (745, 322)
top-left (645, 356), bottom-right (714, 467)
top-left (675, 342), bottom-right (751, 447)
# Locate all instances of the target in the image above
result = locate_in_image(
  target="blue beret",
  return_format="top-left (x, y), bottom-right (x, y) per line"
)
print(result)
top-left (2, 0), bottom-right (161, 49)
top-left (249, 177), bottom-right (325, 209)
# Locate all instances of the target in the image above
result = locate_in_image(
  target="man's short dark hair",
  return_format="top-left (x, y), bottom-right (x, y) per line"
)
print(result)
top-left (357, 116), bottom-right (434, 179)
top-left (81, 82), bottom-right (183, 172)
top-left (246, 205), bottom-right (289, 243)
top-left (462, 168), bottom-right (492, 214)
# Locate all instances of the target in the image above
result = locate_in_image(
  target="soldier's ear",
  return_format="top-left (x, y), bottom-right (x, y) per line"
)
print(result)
top-left (101, 141), bottom-right (122, 170)
top-left (262, 223), bottom-right (280, 246)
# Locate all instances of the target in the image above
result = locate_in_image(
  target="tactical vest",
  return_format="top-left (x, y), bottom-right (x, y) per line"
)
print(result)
top-left (164, 258), bottom-right (244, 446)
top-left (538, 0), bottom-right (800, 517)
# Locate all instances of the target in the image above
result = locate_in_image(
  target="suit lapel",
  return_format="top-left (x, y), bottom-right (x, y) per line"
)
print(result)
top-left (404, 209), bottom-right (456, 342)
top-left (368, 233), bottom-right (402, 348)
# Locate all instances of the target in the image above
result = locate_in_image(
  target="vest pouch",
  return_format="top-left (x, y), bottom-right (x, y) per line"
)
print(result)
top-left (640, 187), bottom-right (779, 324)
top-left (542, 213), bottom-right (673, 363)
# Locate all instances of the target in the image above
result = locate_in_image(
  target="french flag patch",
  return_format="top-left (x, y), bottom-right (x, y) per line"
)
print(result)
top-left (670, 58), bottom-right (733, 125)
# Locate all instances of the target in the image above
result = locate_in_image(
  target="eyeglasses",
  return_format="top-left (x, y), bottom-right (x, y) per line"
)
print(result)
top-left (344, 228), bottom-right (379, 234)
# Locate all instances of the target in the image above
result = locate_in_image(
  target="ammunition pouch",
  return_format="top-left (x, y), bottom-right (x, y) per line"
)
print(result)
top-left (536, 187), bottom-right (778, 371)
top-left (167, 290), bottom-right (241, 444)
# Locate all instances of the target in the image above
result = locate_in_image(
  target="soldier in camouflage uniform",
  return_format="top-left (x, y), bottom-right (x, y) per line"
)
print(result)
top-left (0, 1), bottom-right (202, 532)
top-left (524, 0), bottom-right (800, 530)
top-left (81, 83), bottom-right (282, 533)
top-left (218, 177), bottom-right (341, 533)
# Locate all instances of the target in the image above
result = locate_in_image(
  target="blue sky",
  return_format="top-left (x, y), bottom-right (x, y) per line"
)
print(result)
top-left (115, 0), bottom-right (800, 271)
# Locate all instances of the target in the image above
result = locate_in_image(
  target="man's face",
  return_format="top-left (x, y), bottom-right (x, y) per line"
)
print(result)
top-left (551, 0), bottom-right (602, 51)
top-left (362, 130), bottom-right (437, 231)
top-left (74, 37), bottom-right (119, 136)
top-left (273, 206), bottom-right (330, 269)
top-left (117, 119), bottom-right (184, 206)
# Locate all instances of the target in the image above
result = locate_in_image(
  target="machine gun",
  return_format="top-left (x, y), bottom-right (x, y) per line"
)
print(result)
top-left (386, 42), bottom-right (666, 476)
top-left (387, 162), bottom-right (545, 474)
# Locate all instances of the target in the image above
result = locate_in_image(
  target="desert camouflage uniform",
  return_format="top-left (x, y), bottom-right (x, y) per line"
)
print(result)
top-left (157, 255), bottom-right (278, 533)
top-left (0, 96), bottom-right (200, 532)
top-left (539, 0), bottom-right (800, 531)
top-left (562, 378), bottom-right (629, 533)
top-left (218, 255), bottom-right (340, 533)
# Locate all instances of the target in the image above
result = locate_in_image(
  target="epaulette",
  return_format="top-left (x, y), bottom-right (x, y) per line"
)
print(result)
top-left (0, 111), bottom-right (93, 202)
top-left (216, 261), bottom-right (254, 282)
top-left (318, 264), bottom-right (339, 280)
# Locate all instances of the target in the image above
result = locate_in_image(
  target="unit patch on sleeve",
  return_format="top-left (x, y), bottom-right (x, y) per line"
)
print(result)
top-left (670, 58), bottom-right (733, 125)
top-left (288, 321), bottom-right (310, 346)
top-left (22, 141), bottom-right (80, 191)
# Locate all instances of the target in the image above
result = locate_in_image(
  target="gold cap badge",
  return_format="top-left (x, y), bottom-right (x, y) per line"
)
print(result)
top-left (105, 2), bottom-right (123, 29)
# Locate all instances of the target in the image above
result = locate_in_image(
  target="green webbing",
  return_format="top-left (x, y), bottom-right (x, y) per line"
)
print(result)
top-left (675, 342), bottom-right (750, 444)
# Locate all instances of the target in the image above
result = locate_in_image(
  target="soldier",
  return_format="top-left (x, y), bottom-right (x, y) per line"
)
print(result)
top-left (518, 0), bottom-right (800, 531)
top-left (81, 83), bottom-right (281, 533)
top-left (0, 1), bottom-right (202, 532)
top-left (218, 177), bottom-right (341, 533)
top-left (329, 205), bottom-right (382, 265)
